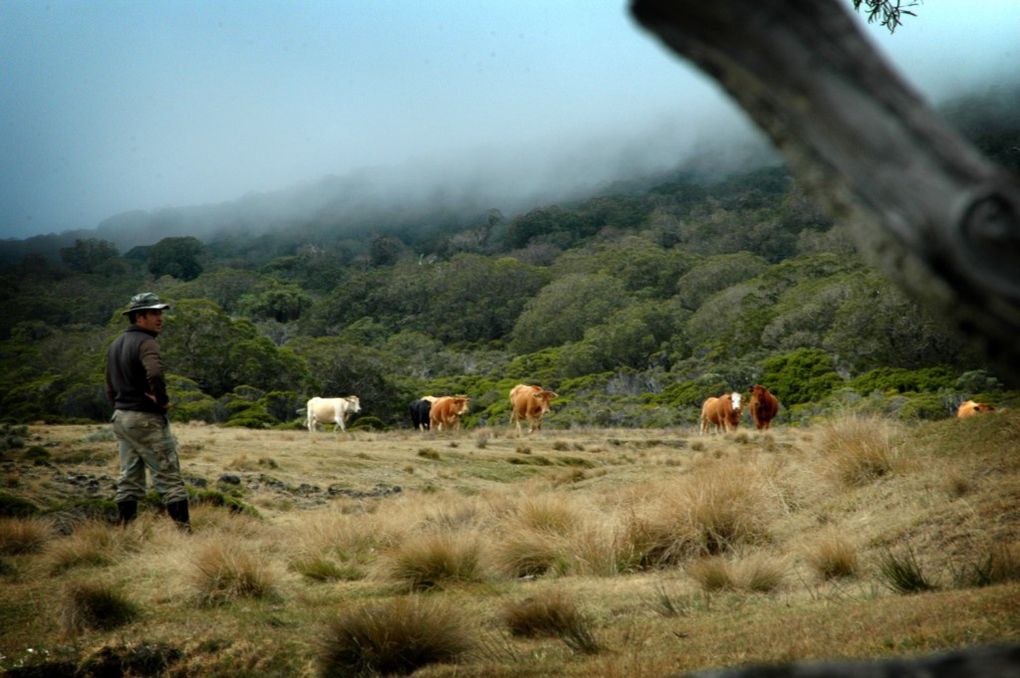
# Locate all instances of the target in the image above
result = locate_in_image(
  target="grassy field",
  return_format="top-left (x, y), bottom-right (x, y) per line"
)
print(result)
top-left (1, 412), bottom-right (1018, 676)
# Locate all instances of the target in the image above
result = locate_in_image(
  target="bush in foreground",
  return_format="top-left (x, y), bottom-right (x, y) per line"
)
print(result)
top-left (384, 532), bottom-right (485, 591)
top-left (0, 516), bottom-right (53, 555)
top-left (191, 538), bottom-right (276, 605)
top-left (319, 597), bottom-right (474, 676)
top-left (61, 581), bottom-right (140, 634)
top-left (501, 591), bottom-right (602, 654)
top-left (806, 532), bottom-right (859, 580)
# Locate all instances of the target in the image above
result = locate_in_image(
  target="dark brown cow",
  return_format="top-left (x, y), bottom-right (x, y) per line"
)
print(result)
top-left (429, 395), bottom-right (470, 431)
top-left (748, 385), bottom-right (780, 431)
top-left (509, 384), bottom-right (558, 435)
top-left (700, 392), bottom-right (742, 435)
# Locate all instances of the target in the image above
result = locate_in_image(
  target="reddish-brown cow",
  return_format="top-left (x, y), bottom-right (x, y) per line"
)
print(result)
top-left (957, 400), bottom-right (995, 418)
top-left (748, 385), bottom-right (780, 431)
top-left (700, 392), bottom-right (742, 435)
top-left (509, 384), bottom-right (558, 435)
top-left (429, 395), bottom-right (470, 431)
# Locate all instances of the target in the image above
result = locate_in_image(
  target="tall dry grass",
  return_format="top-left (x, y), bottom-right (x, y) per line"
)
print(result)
top-left (319, 596), bottom-right (475, 676)
top-left (501, 591), bottom-right (602, 654)
top-left (382, 531), bottom-right (486, 591)
top-left (687, 552), bottom-right (786, 593)
top-left (806, 531), bottom-right (859, 580)
top-left (0, 516), bottom-right (54, 555)
top-left (818, 415), bottom-right (901, 486)
top-left (492, 526), bottom-right (566, 578)
top-left (617, 462), bottom-right (773, 569)
top-left (60, 580), bottom-right (140, 634)
top-left (4, 416), bottom-right (1019, 676)
top-left (190, 536), bottom-right (277, 605)
top-left (45, 520), bottom-right (134, 574)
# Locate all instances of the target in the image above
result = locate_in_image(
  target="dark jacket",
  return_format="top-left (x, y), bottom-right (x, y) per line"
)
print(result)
top-left (105, 326), bottom-right (169, 414)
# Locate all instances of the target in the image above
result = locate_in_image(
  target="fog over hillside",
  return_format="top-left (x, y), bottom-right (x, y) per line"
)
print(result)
top-left (89, 116), bottom-right (776, 251)
top-left (2, 2), bottom-right (1017, 253)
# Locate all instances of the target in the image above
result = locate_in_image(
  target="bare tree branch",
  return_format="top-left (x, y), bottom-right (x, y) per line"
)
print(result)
top-left (630, 0), bottom-right (1020, 384)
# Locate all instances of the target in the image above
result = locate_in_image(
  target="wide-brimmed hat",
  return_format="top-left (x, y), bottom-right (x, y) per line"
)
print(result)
top-left (122, 292), bottom-right (170, 315)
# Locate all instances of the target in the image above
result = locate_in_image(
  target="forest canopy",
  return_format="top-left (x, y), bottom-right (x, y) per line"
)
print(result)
top-left (1, 88), bottom-right (1017, 430)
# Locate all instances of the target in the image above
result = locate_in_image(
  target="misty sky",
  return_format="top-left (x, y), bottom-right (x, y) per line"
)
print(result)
top-left (2, 1), bottom-right (1018, 240)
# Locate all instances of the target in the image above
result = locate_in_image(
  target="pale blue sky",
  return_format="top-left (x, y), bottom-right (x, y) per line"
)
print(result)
top-left (1, 1), bottom-right (1017, 239)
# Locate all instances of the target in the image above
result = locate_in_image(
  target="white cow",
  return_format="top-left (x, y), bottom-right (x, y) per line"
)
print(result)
top-left (306, 396), bottom-right (361, 433)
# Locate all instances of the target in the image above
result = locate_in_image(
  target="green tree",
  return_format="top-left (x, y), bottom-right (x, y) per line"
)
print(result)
top-left (238, 279), bottom-right (312, 322)
top-left (510, 273), bottom-right (629, 353)
top-left (59, 238), bottom-right (123, 275)
top-left (147, 236), bottom-right (205, 281)
top-left (760, 348), bottom-right (843, 406)
top-left (288, 337), bottom-right (407, 424)
top-left (424, 254), bottom-right (548, 342)
top-left (564, 300), bottom-right (680, 375)
top-left (823, 271), bottom-right (967, 374)
top-left (554, 235), bottom-right (694, 298)
top-left (674, 252), bottom-right (768, 310)
top-left (369, 235), bottom-right (405, 267)
top-left (164, 268), bottom-right (261, 313)
top-left (504, 206), bottom-right (582, 249)
top-left (162, 299), bottom-right (306, 397)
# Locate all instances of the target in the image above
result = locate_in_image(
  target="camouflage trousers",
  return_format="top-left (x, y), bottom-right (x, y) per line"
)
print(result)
top-left (112, 409), bottom-right (187, 504)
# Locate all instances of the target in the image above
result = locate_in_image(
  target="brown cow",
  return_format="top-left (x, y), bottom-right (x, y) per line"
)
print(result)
top-left (748, 385), bottom-right (780, 431)
top-left (429, 395), bottom-right (470, 431)
top-left (957, 400), bottom-right (995, 418)
top-left (509, 384), bottom-right (558, 435)
top-left (700, 392), bottom-right (742, 435)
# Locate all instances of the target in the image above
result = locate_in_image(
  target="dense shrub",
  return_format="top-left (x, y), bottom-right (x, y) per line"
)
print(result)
top-left (760, 348), bottom-right (843, 406)
top-left (849, 366), bottom-right (957, 394)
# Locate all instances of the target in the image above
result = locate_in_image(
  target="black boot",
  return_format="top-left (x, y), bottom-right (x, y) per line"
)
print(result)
top-left (166, 499), bottom-right (191, 532)
top-left (117, 500), bottom-right (137, 526)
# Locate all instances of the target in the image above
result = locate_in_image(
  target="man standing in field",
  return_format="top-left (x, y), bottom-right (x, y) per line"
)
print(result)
top-left (105, 292), bottom-right (190, 531)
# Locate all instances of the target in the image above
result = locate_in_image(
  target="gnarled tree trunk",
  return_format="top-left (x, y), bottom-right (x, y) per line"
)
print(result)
top-left (631, 0), bottom-right (1020, 384)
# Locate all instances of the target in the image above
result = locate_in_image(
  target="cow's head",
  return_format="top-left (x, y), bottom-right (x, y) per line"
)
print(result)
top-left (347, 396), bottom-right (362, 413)
top-left (454, 396), bottom-right (470, 415)
top-left (974, 402), bottom-right (995, 413)
top-left (532, 389), bottom-right (558, 413)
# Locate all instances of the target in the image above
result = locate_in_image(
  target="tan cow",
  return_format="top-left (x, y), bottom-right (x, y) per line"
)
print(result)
top-left (700, 392), bottom-right (742, 435)
top-left (429, 395), bottom-right (470, 431)
top-left (509, 384), bottom-right (558, 435)
top-left (957, 400), bottom-right (995, 418)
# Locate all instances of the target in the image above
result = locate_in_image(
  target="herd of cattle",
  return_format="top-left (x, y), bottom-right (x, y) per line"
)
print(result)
top-left (303, 386), bottom-right (997, 434)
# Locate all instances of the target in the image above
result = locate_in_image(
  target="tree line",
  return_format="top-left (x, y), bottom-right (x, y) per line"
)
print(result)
top-left (1, 89), bottom-right (1017, 429)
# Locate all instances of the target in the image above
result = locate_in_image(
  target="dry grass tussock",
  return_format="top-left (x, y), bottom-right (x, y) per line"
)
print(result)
top-left (806, 530), bottom-right (859, 580)
top-left (319, 596), bottom-right (475, 677)
top-left (190, 535), bottom-right (277, 605)
top-left (382, 531), bottom-right (486, 591)
top-left (44, 520), bottom-right (138, 574)
top-left (60, 580), bottom-right (140, 635)
top-left (687, 552), bottom-right (786, 592)
top-left (618, 462), bottom-right (773, 569)
top-left (3, 415), bottom-right (1019, 675)
top-left (0, 516), bottom-right (54, 555)
top-left (818, 414), bottom-right (902, 486)
top-left (501, 590), bottom-right (603, 654)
